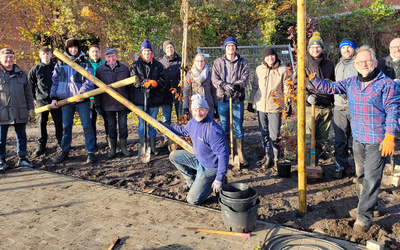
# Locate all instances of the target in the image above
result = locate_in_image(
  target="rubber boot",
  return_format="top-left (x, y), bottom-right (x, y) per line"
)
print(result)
top-left (272, 145), bottom-right (279, 169)
top-left (119, 139), bottom-right (131, 157)
top-left (108, 139), bottom-right (117, 159)
top-left (236, 138), bottom-right (248, 167)
top-left (150, 137), bottom-right (159, 155)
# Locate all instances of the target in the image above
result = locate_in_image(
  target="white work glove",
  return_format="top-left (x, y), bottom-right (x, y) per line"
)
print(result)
top-left (211, 180), bottom-right (222, 193)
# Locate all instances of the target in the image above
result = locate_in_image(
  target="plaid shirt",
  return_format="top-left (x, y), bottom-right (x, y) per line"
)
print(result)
top-left (311, 71), bottom-right (400, 143)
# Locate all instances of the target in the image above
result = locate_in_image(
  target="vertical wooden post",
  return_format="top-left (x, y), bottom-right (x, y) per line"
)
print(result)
top-left (297, 0), bottom-right (307, 213)
top-left (179, 0), bottom-right (189, 118)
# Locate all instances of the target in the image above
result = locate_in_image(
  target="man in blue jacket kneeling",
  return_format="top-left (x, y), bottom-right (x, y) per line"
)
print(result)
top-left (168, 94), bottom-right (229, 204)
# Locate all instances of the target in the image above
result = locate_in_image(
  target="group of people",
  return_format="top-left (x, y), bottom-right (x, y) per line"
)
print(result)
top-left (1, 34), bottom-right (400, 233)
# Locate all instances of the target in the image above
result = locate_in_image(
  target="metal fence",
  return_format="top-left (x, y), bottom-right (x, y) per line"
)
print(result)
top-left (197, 44), bottom-right (294, 98)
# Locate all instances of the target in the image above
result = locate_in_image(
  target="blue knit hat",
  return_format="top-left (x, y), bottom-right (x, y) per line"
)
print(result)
top-left (191, 94), bottom-right (209, 110)
top-left (339, 38), bottom-right (357, 50)
top-left (140, 40), bottom-right (152, 52)
top-left (224, 37), bottom-right (238, 48)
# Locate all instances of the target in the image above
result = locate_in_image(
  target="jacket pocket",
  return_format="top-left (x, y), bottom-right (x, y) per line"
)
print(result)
top-left (0, 107), bottom-right (9, 122)
top-left (73, 72), bottom-right (83, 84)
top-left (19, 105), bottom-right (28, 120)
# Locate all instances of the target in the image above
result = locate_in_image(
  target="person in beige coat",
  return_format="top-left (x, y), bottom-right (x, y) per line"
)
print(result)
top-left (248, 47), bottom-right (288, 168)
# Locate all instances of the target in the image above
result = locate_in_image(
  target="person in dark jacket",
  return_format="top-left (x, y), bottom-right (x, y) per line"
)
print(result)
top-left (212, 37), bottom-right (250, 168)
top-left (95, 48), bottom-right (131, 159)
top-left (168, 94), bottom-right (229, 204)
top-left (130, 40), bottom-right (165, 155)
top-left (377, 37), bottom-right (400, 81)
top-left (0, 48), bottom-right (35, 170)
top-left (50, 38), bottom-right (96, 164)
top-left (295, 31), bottom-right (335, 166)
top-left (29, 47), bottom-right (63, 156)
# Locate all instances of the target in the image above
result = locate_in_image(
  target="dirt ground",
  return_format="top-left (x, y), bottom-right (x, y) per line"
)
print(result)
top-left (2, 111), bottom-right (400, 248)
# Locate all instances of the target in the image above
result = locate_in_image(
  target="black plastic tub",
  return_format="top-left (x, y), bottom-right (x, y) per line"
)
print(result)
top-left (220, 186), bottom-right (258, 212)
top-left (221, 183), bottom-right (249, 199)
top-left (219, 198), bottom-right (260, 233)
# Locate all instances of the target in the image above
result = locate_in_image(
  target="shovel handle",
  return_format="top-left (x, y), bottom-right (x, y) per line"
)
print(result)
top-left (229, 97), bottom-right (234, 156)
top-left (310, 104), bottom-right (316, 167)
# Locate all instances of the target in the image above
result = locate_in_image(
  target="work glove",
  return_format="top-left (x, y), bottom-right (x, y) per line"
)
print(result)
top-left (247, 103), bottom-right (255, 113)
top-left (379, 134), bottom-right (395, 157)
top-left (304, 67), bottom-right (315, 80)
top-left (307, 94), bottom-right (317, 105)
top-left (29, 110), bottom-right (36, 120)
top-left (143, 79), bottom-right (157, 89)
top-left (233, 84), bottom-right (241, 92)
top-left (221, 83), bottom-right (235, 98)
top-left (211, 180), bottom-right (223, 193)
top-left (182, 108), bottom-right (189, 117)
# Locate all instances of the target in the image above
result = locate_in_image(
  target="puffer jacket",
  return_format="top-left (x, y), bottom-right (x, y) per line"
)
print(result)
top-left (212, 53), bottom-right (250, 102)
top-left (129, 56), bottom-right (165, 107)
top-left (334, 56), bottom-right (357, 107)
top-left (0, 65), bottom-right (34, 125)
top-left (249, 60), bottom-right (287, 113)
top-left (50, 51), bottom-right (94, 101)
top-left (159, 52), bottom-right (181, 105)
top-left (94, 61), bottom-right (130, 111)
top-left (377, 55), bottom-right (400, 80)
top-left (28, 61), bottom-right (55, 103)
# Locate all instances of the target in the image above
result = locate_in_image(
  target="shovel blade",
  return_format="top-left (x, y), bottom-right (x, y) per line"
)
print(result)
top-left (229, 155), bottom-right (241, 171)
top-left (139, 143), bottom-right (151, 163)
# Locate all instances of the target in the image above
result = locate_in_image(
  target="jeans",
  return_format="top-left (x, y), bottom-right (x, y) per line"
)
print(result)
top-left (162, 100), bottom-right (180, 125)
top-left (333, 107), bottom-right (352, 170)
top-left (61, 101), bottom-right (96, 154)
top-left (90, 99), bottom-right (108, 145)
top-left (137, 106), bottom-right (159, 138)
top-left (218, 100), bottom-right (244, 139)
top-left (257, 111), bottom-right (282, 160)
top-left (0, 123), bottom-right (27, 158)
top-left (104, 109), bottom-right (128, 140)
top-left (36, 100), bottom-right (63, 147)
top-left (353, 139), bottom-right (385, 223)
top-left (169, 150), bottom-right (216, 204)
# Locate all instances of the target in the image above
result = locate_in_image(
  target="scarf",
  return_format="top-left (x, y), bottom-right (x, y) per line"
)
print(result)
top-left (191, 65), bottom-right (209, 84)
top-left (340, 55), bottom-right (355, 65)
top-left (358, 67), bottom-right (380, 82)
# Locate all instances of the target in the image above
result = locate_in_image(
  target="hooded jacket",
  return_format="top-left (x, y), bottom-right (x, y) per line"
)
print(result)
top-left (28, 60), bottom-right (55, 103)
top-left (50, 51), bottom-right (94, 101)
top-left (129, 56), bottom-right (165, 107)
top-left (212, 53), bottom-right (250, 102)
top-left (0, 65), bottom-right (34, 125)
top-left (159, 52), bottom-right (181, 105)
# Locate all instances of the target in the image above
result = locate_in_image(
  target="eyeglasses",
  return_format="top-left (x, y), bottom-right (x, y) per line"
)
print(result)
top-left (195, 60), bottom-right (205, 62)
top-left (390, 46), bottom-right (400, 50)
top-left (355, 60), bottom-right (374, 66)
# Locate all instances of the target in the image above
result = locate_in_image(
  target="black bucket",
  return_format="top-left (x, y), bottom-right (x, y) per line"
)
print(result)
top-left (219, 198), bottom-right (260, 233)
top-left (221, 183), bottom-right (249, 199)
top-left (220, 186), bottom-right (258, 212)
top-left (277, 160), bottom-right (292, 177)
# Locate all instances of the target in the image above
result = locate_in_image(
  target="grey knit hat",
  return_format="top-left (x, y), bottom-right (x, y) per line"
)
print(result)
top-left (191, 94), bottom-right (209, 110)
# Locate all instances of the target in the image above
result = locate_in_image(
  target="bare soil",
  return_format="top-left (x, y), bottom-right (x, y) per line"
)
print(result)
top-left (3, 112), bottom-right (400, 248)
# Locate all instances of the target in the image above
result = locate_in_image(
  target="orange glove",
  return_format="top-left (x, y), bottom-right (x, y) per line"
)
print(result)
top-left (148, 80), bottom-right (157, 88)
top-left (379, 134), bottom-right (395, 157)
top-left (143, 80), bottom-right (152, 88)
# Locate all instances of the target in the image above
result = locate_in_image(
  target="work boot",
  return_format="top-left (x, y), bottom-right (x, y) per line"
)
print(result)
top-left (150, 137), bottom-right (159, 155)
top-left (34, 145), bottom-right (46, 156)
top-left (119, 139), bottom-right (131, 157)
top-left (54, 151), bottom-right (69, 164)
top-left (0, 158), bottom-right (7, 171)
top-left (353, 219), bottom-right (371, 233)
top-left (86, 153), bottom-right (96, 164)
top-left (236, 138), bottom-right (248, 167)
top-left (261, 155), bottom-right (272, 169)
top-left (333, 158), bottom-right (345, 179)
top-left (108, 139), bottom-right (117, 159)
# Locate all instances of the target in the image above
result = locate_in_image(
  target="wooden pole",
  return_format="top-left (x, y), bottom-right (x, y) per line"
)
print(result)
top-left (35, 76), bottom-right (138, 114)
top-left (184, 227), bottom-right (250, 238)
top-left (297, 0), bottom-right (307, 213)
top-left (179, 0), bottom-right (189, 117)
top-left (52, 49), bottom-right (193, 154)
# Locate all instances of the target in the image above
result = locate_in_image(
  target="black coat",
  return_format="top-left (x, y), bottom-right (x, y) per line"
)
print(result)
top-left (28, 61), bottom-right (55, 103)
top-left (159, 53), bottom-right (182, 105)
top-left (129, 56), bottom-right (165, 108)
top-left (377, 55), bottom-right (400, 80)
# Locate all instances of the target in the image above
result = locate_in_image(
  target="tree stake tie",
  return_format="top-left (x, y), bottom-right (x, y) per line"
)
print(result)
top-left (184, 227), bottom-right (250, 238)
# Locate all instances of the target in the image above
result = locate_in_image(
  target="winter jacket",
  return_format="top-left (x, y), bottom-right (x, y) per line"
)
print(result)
top-left (334, 56), bottom-right (357, 107)
top-left (28, 61), bottom-right (55, 103)
top-left (294, 53), bottom-right (335, 108)
top-left (249, 60), bottom-right (288, 113)
top-left (0, 65), bottom-right (34, 125)
top-left (168, 115), bottom-right (229, 182)
top-left (377, 55), bottom-right (400, 80)
top-left (50, 51), bottom-right (94, 101)
top-left (182, 65), bottom-right (217, 113)
top-left (94, 61), bottom-right (130, 112)
top-left (212, 53), bottom-right (250, 102)
top-left (159, 53), bottom-right (181, 105)
top-left (89, 58), bottom-right (105, 75)
top-left (129, 56), bottom-right (165, 108)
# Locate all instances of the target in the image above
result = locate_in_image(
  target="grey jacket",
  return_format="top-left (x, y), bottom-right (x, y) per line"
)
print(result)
top-left (0, 65), bottom-right (34, 125)
top-left (334, 56), bottom-right (357, 107)
top-left (212, 53), bottom-right (250, 102)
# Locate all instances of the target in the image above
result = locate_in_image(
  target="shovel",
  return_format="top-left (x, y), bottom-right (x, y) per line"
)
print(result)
top-left (139, 89), bottom-right (151, 163)
top-left (229, 97), bottom-right (240, 171)
top-left (307, 96), bottom-right (323, 179)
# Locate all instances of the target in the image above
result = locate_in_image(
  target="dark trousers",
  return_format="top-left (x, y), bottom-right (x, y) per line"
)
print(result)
top-left (36, 100), bottom-right (63, 147)
top-left (257, 111), bottom-right (282, 160)
top-left (90, 99), bottom-right (108, 144)
top-left (333, 107), bottom-right (352, 169)
top-left (104, 109), bottom-right (129, 140)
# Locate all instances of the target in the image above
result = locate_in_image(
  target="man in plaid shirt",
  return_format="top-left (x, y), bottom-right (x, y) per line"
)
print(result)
top-left (306, 45), bottom-right (400, 233)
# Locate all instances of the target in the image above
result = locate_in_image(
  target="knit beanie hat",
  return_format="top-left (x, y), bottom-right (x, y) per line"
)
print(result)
top-left (224, 37), bottom-right (238, 48)
top-left (191, 94), bottom-right (209, 110)
top-left (64, 38), bottom-right (81, 53)
top-left (163, 40), bottom-right (174, 53)
top-left (339, 37), bottom-right (357, 50)
top-left (140, 40), bottom-right (152, 52)
top-left (308, 32), bottom-right (324, 49)
top-left (0, 48), bottom-right (14, 55)
top-left (262, 47), bottom-right (277, 58)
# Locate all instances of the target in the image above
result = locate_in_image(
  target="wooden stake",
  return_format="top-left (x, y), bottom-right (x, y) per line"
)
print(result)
top-left (107, 236), bottom-right (120, 250)
top-left (184, 227), bottom-right (250, 238)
